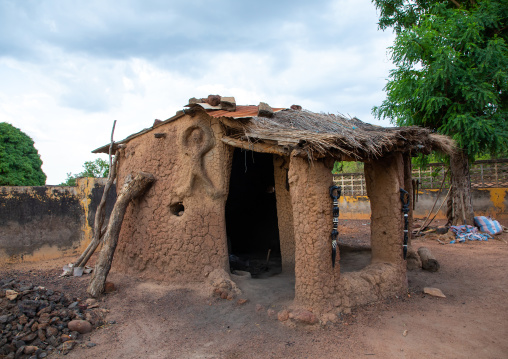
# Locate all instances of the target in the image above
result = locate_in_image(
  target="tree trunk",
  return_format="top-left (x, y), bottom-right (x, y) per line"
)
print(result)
top-left (87, 172), bottom-right (155, 298)
top-left (449, 150), bottom-right (474, 225)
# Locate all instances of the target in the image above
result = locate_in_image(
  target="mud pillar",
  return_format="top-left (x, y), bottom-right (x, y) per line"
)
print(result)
top-left (273, 156), bottom-right (295, 273)
top-left (365, 153), bottom-right (405, 265)
top-left (289, 157), bottom-right (337, 310)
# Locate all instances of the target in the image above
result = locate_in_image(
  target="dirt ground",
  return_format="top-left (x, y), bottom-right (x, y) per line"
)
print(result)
top-left (2, 219), bottom-right (508, 359)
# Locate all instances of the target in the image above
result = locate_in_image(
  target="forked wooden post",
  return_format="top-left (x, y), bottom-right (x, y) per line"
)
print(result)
top-left (87, 172), bottom-right (155, 297)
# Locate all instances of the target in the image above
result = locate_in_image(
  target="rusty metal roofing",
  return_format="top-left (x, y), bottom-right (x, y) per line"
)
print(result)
top-left (207, 105), bottom-right (285, 119)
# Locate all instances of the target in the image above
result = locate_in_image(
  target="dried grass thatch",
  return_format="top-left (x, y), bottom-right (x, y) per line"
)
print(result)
top-left (220, 109), bottom-right (455, 161)
top-left (92, 105), bottom-right (455, 161)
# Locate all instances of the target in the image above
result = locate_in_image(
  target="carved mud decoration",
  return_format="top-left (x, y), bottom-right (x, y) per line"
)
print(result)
top-left (176, 123), bottom-right (223, 199)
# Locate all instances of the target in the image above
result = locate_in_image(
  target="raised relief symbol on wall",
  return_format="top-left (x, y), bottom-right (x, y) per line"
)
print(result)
top-left (176, 123), bottom-right (221, 199)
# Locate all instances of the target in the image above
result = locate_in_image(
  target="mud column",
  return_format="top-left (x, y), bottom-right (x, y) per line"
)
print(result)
top-left (364, 153), bottom-right (405, 265)
top-left (289, 157), bottom-right (337, 311)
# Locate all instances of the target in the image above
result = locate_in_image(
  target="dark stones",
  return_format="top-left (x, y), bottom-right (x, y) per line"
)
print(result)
top-left (0, 279), bottom-right (102, 358)
top-left (18, 300), bottom-right (39, 317)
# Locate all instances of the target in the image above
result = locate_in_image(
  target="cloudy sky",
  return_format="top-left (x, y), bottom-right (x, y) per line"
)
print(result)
top-left (0, 0), bottom-right (395, 185)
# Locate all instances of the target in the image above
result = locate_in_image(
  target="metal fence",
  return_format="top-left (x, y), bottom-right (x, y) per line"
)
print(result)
top-left (333, 159), bottom-right (508, 195)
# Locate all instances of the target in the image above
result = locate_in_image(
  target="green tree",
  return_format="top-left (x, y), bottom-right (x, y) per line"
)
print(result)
top-left (60, 158), bottom-right (110, 186)
top-left (372, 0), bottom-right (508, 225)
top-left (0, 123), bottom-right (46, 186)
top-left (332, 161), bottom-right (364, 174)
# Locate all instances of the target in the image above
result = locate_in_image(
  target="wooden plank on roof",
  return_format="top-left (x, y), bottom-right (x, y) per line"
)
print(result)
top-left (221, 137), bottom-right (291, 156)
top-left (247, 134), bottom-right (300, 144)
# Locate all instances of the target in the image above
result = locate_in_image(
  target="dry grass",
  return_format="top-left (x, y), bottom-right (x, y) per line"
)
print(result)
top-left (223, 109), bottom-right (455, 160)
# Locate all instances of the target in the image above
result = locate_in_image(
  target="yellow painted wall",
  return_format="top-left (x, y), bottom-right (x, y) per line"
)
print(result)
top-left (337, 188), bottom-right (507, 220)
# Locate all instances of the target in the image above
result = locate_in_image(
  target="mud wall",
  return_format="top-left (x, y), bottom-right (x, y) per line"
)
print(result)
top-left (0, 178), bottom-right (115, 264)
top-left (113, 113), bottom-right (231, 281)
top-left (338, 187), bottom-right (508, 220)
top-left (328, 154), bottom-right (407, 314)
top-left (273, 156), bottom-right (295, 272)
top-left (287, 154), bottom-right (407, 314)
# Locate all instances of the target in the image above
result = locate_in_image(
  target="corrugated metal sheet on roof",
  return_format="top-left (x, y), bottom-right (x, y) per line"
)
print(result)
top-left (207, 106), bottom-right (285, 118)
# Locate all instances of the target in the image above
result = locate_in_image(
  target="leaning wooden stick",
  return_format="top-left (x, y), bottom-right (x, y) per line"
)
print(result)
top-left (87, 172), bottom-right (155, 298)
top-left (73, 120), bottom-right (119, 269)
top-left (73, 149), bottom-right (121, 269)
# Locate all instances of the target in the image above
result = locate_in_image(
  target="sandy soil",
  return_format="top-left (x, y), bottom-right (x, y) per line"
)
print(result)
top-left (2, 219), bottom-right (507, 359)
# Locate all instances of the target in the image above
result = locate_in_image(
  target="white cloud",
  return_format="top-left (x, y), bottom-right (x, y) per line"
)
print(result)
top-left (0, 0), bottom-right (397, 184)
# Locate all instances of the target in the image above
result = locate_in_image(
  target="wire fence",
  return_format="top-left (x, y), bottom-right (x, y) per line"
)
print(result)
top-left (332, 159), bottom-right (508, 195)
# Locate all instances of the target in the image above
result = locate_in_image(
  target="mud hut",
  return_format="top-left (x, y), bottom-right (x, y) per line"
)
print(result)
top-left (93, 96), bottom-right (454, 314)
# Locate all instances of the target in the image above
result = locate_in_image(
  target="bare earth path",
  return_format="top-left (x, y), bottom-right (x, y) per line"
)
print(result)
top-left (2, 221), bottom-right (507, 359)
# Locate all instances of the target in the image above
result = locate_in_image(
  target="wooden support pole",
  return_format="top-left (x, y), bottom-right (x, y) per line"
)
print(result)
top-left (87, 172), bottom-right (155, 297)
top-left (73, 122), bottom-right (120, 270)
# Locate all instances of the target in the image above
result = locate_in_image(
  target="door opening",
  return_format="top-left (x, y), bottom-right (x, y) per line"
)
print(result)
top-left (225, 149), bottom-right (282, 278)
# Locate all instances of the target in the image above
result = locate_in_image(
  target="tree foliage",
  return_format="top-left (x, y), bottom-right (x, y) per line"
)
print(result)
top-left (372, 0), bottom-right (508, 159)
top-left (332, 161), bottom-right (365, 174)
top-left (60, 158), bottom-right (110, 186)
top-left (0, 123), bottom-right (46, 186)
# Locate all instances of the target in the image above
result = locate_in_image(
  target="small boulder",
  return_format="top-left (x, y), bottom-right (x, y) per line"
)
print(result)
top-left (6, 290), bottom-right (18, 301)
top-left (85, 298), bottom-right (98, 308)
top-left (104, 282), bottom-right (116, 293)
top-left (46, 326), bottom-right (59, 338)
top-left (423, 287), bottom-right (446, 298)
top-left (60, 334), bottom-right (72, 343)
top-left (21, 332), bottom-right (37, 342)
top-left (67, 320), bottom-right (93, 334)
top-left (277, 310), bottom-right (289, 322)
top-left (24, 346), bottom-right (38, 355)
top-left (290, 309), bottom-right (317, 325)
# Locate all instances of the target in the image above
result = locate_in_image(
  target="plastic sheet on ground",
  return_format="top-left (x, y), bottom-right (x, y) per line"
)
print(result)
top-left (450, 225), bottom-right (491, 243)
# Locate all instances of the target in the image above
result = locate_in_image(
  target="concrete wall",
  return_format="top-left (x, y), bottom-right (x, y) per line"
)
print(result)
top-left (0, 178), bottom-right (115, 264)
top-left (413, 188), bottom-right (508, 220)
top-left (337, 187), bottom-right (507, 220)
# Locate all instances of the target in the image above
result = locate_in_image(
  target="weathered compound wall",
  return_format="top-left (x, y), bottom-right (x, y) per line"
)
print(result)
top-left (0, 178), bottom-right (115, 264)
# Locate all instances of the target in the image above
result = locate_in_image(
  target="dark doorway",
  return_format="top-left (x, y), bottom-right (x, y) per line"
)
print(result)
top-left (226, 149), bottom-right (282, 277)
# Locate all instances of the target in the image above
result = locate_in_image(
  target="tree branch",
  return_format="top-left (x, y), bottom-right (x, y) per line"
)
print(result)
top-left (450, 0), bottom-right (462, 8)
top-left (87, 172), bottom-right (155, 297)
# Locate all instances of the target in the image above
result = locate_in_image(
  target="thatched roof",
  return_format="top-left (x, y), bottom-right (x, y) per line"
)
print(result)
top-left (93, 100), bottom-right (455, 161)
top-left (216, 108), bottom-right (454, 161)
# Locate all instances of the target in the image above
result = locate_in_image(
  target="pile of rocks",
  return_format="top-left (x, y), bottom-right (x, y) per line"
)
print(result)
top-left (0, 278), bottom-right (107, 358)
